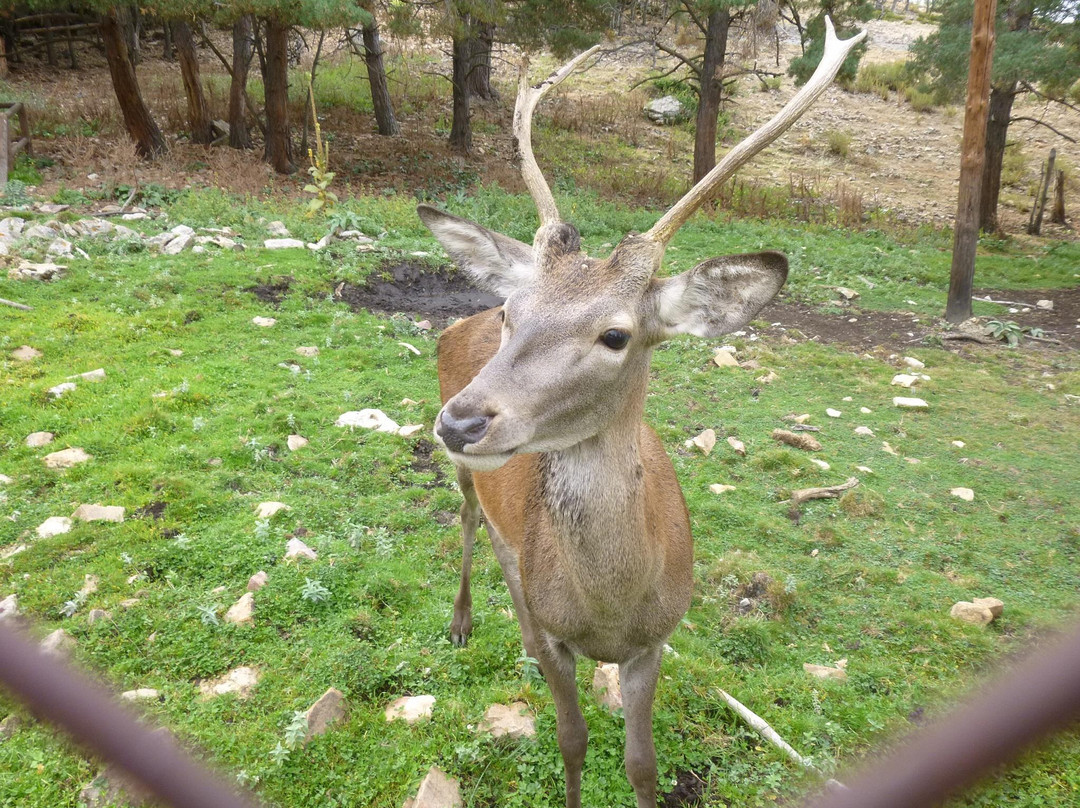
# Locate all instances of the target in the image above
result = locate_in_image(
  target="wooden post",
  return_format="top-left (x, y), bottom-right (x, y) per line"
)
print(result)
top-left (1050, 170), bottom-right (1066, 225)
top-left (1028, 148), bottom-right (1056, 235)
top-left (0, 112), bottom-right (9, 186)
top-left (945, 0), bottom-right (998, 324)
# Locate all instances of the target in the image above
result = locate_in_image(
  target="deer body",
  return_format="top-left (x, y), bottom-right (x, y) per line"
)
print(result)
top-left (420, 20), bottom-right (865, 807)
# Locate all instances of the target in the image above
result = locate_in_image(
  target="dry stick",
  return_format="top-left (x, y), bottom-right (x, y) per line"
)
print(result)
top-left (788, 477), bottom-right (859, 506)
top-left (0, 297), bottom-right (32, 311)
top-left (942, 332), bottom-right (995, 344)
top-left (974, 295), bottom-right (1038, 308)
top-left (198, 25), bottom-right (268, 138)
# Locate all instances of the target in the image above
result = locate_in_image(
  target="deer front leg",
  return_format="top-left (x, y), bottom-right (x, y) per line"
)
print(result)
top-left (450, 466), bottom-right (480, 646)
top-left (536, 638), bottom-right (588, 808)
top-left (487, 524), bottom-right (542, 666)
top-left (620, 646), bottom-right (663, 808)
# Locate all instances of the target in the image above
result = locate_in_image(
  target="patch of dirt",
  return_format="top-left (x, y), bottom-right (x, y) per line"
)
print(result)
top-left (248, 276), bottom-right (293, 306)
top-left (973, 287), bottom-right (1080, 347)
top-left (760, 297), bottom-right (933, 351)
top-left (661, 769), bottom-right (707, 808)
top-left (132, 501), bottom-right (167, 520)
top-left (411, 438), bottom-right (448, 489)
top-left (335, 262), bottom-right (503, 325)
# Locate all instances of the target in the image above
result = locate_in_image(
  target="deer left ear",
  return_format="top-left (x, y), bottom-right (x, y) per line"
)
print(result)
top-left (647, 252), bottom-right (788, 339)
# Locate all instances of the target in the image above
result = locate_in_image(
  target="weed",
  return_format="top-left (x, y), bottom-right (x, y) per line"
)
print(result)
top-left (822, 130), bottom-right (851, 158)
top-left (984, 319), bottom-right (1024, 347)
top-left (300, 578), bottom-right (331, 603)
top-left (0, 179), bottom-right (32, 206)
top-left (839, 488), bottom-right (886, 518)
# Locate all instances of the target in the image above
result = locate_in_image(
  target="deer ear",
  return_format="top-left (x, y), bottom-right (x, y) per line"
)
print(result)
top-left (417, 204), bottom-right (536, 296)
top-left (647, 252), bottom-right (788, 339)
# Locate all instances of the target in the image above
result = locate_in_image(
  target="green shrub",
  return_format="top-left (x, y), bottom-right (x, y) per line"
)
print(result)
top-left (1001, 143), bottom-right (1028, 188)
top-left (823, 129), bottom-right (851, 158)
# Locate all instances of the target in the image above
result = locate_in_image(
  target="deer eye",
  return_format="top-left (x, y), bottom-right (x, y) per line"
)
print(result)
top-left (600, 329), bottom-right (631, 350)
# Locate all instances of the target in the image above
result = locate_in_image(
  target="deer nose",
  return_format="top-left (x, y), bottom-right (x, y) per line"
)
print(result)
top-left (437, 407), bottom-right (492, 452)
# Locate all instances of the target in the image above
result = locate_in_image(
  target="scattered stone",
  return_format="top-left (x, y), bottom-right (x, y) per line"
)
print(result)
top-left (120, 688), bottom-right (160, 702)
top-left (711, 350), bottom-right (739, 368)
top-left (593, 662), bottom-right (622, 710)
top-left (950, 487), bottom-right (975, 502)
top-left (0, 594), bottom-right (18, 622)
top-left (882, 441), bottom-right (899, 456)
top-left (903, 356), bottom-right (925, 370)
top-left (307, 235), bottom-right (332, 251)
top-left (26, 431), bottom-right (54, 448)
top-left (810, 458), bottom-right (831, 471)
top-left (287, 434), bottom-right (309, 451)
top-left (80, 575), bottom-right (99, 597)
top-left (163, 233), bottom-right (193, 254)
top-left (47, 382), bottom-right (77, 398)
top-left (726, 436), bottom-right (746, 456)
top-left (87, 609), bottom-right (111, 625)
top-left (264, 238), bottom-right (306, 250)
top-left (256, 501), bottom-right (290, 519)
top-left (252, 316), bottom-right (277, 327)
top-left (893, 396), bottom-right (928, 410)
top-left (1036, 299), bottom-right (1053, 310)
top-left (950, 601), bottom-right (994, 626)
top-left (199, 666), bottom-right (260, 700)
top-left (406, 766), bottom-right (462, 808)
top-left (386, 695), bottom-right (435, 724)
top-left (336, 409), bottom-right (400, 433)
top-left (36, 516), bottom-right (73, 538)
top-left (415, 320), bottom-right (432, 331)
top-left (11, 345), bottom-right (42, 361)
top-left (803, 663), bottom-right (848, 680)
top-left (267, 221), bottom-right (291, 237)
top-left (0, 217), bottom-right (26, 237)
top-left (72, 504), bottom-right (125, 523)
top-left (168, 349), bottom-right (183, 357)
top-left (68, 368), bottom-right (106, 382)
top-left (688, 428), bottom-right (716, 456)
top-left (0, 474), bottom-right (12, 485)
top-left (951, 440), bottom-right (966, 448)
top-left (46, 238), bottom-right (73, 257)
top-left (477, 702), bottom-right (536, 739)
top-left (757, 370), bottom-right (779, 384)
top-left (79, 763), bottom-right (154, 808)
top-left (224, 593), bottom-right (254, 625)
top-left (783, 413), bottom-right (811, 425)
top-left (23, 224), bottom-right (58, 240)
top-left (644, 95), bottom-right (686, 124)
top-left (398, 424), bottom-right (425, 438)
top-left (891, 374), bottom-right (919, 388)
top-left (119, 599), bottom-right (140, 609)
top-left (295, 346), bottom-right (320, 357)
top-left (285, 538), bottom-right (317, 561)
top-left (856, 465), bottom-right (874, 474)
top-left (247, 571), bottom-right (269, 591)
top-left (973, 597), bottom-right (1004, 618)
top-left (772, 429), bottom-right (821, 452)
top-left (836, 287), bottom-right (859, 300)
top-left (860, 407), bottom-right (872, 414)
top-left (43, 447), bottom-right (93, 468)
top-left (709, 484), bottom-right (736, 495)
top-left (0, 714), bottom-right (21, 738)
top-left (826, 408), bottom-right (842, 418)
top-left (11, 260), bottom-right (66, 280)
top-left (0, 545), bottom-right (24, 561)
top-left (40, 629), bottom-right (76, 657)
top-left (301, 689), bottom-right (351, 741)
top-left (854, 426), bottom-right (874, 437)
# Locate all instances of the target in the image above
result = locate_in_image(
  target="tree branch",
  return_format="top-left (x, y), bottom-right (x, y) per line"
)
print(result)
top-left (1018, 81), bottom-right (1080, 114)
top-left (681, 1), bottom-right (708, 37)
top-left (654, 41), bottom-right (702, 78)
top-left (198, 22), bottom-right (267, 137)
top-left (1010, 116), bottom-right (1078, 143)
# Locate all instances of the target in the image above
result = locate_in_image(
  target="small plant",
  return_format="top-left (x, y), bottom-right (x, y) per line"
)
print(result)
top-left (197, 605), bottom-right (220, 626)
top-left (300, 578), bottom-right (331, 603)
top-left (284, 711), bottom-right (309, 747)
top-left (517, 652), bottom-right (543, 683)
top-left (823, 129), bottom-right (851, 158)
top-left (985, 319), bottom-right (1024, 347)
top-left (303, 83), bottom-right (337, 216)
top-left (1, 179), bottom-right (32, 207)
top-left (59, 590), bottom-right (88, 618)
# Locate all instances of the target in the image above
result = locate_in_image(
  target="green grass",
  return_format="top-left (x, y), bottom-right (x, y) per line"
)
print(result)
top-left (1, 187), bottom-right (1079, 808)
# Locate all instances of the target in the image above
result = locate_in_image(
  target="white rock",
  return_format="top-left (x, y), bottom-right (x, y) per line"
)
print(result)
top-left (336, 409), bottom-right (400, 433)
top-left (266, 221), bottom-right (290, 237)
top-left (199, 666), bottom-right (260, 699)
top-left (952, 440), bottom-right (965, 448)
top-left (69, 368), bottom-right (106, 382)
top-left (882, 441), bottom-right (899, 456)
top-left (264, 238), bottom-right (305, 250)
top-left (950, 487), bottom-right (975, 502)
top-left (593, 662), bottom-right (622, 710)
top-left (973, 597), bottom-right (1005, 618)
top-left (891, 374), bottom-right (919, 388)
top-left (477, 702), bottom-right (536, 739)
top-left (43, 447), bottom-right (93, 468)
top-left (893, 397), bottom-right (928, 410)
top-left (72, 504), bottom-right (125, 523)
top-left (856, 465), bottom-right (874, 474)
top-left (295, 346), bottom-right (319, 357)
top-left (163, 233), bottom-right (193, 254)
top-left (11, 345), bottom-right (42, 361)
top-left (247, 571), bottom-right (269, 591)
top-left (784, 414), bottom-right (812, 424)
top-left (860, 407), bottom-right (872, 414)
top-left (11, 260), bottom-right (65, 280)
top-left (87, 609), bottom-right (111, 625)
top-left (688, 428), bottom-right (716, 456)
top-left (26, 431), bottom-right (55, 448)
top-left (120, 688), bottom-right (160, 701)
top-left (122, 212), bottom-right (149, 220)
top-left (712, 350), bottom-right (739, 367)
top-left (0, 217), bottom-right (26, 237)
top-left (1036, 299), bottom-right (1053, 310)
top-left (398, 424), bottom-right (425, 438)
top-left (224, 593), bottom-right (254, 625)
top-left (285, 538), bottom-right (317, 561)
top-left (810, 458), bottom-right (831, 471)
top-left (803, 663), bottom-right (848, 680)
top-left (307, 235), bottom-right (332, 251)
top-left (252, 316), bottom-right (276, 327)
top-left (644, 95), bottom-right (686, 124)
top-left (709, 484), bottom-right (736, 495)
top-left (79, 575), bottom-right (99, 597)
top-left (37, 516), bottom-right (73, 538)
top-left (854, 426), bottom-right (874, 437)
top-left (287, 434), bottom-right (309, 451)
top-left (48, 382), bottom-right (77, 398)
top-left (168, 349), bottom-right (183, 357)
top-left (23, 224), bottom-right (58, 239)
top-left (170, 224), bottom-right (195, 237)
top-left (40, 629), bottom-right (76, 657)
top-left (305, 688), bottom-right (349, 741)
top-left (726, 436), bottom-right (746, 456)
top-left (836, 287), bottom-right (859, 300)
top-left (385, 695), bottom-right (435, 724)
top-left (826, 408), bottom-right (842, 418)
top-left (409, 766), bottom-right (462, 808)
top-left (902, 356), bottom-right (925, 370)
top-left (47, 238), bottom-right (73, 257)
top-left (255, 501), bottom-right (290, 519)
top-left (0, 474), bottom-right (12, 485)
top-left (0, 594), bottom-right (18, 622)
top-left (757, 370), bottom-right (779, 384)
top-left (950, 601), bottom-right (993, 625)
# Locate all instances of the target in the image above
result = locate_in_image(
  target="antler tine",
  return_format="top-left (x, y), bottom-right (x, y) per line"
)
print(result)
top-left (644, 17), bottom-right (867, 245)
top-left (514, 45), bottom-right (602, 227)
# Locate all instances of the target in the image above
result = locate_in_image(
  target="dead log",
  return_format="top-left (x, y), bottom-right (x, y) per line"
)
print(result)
top-left (788, 477), bottom-right (860, 506)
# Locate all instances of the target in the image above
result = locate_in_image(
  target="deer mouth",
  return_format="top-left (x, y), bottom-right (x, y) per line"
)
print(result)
top-left (433, 409), bottom-right (520, 471)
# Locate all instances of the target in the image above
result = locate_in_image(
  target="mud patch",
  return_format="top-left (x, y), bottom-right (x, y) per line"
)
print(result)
top-left (335, 262), bottom-right (502, 325)
top-left (411, 438), bottom-right (448, 489)
top-left (248, 276), bottom-right (294, 306)
top-left (661, 769), bottom-right (706, 807)
top-left (133, 501), bottom-right (167, 521)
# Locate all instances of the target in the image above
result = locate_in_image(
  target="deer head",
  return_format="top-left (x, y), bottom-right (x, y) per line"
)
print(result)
top-left (423, 20), bottom-right (866, 472)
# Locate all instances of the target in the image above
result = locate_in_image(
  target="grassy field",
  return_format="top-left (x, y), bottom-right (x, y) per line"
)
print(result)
top-left (1, 187), bottom-right (1079, 808)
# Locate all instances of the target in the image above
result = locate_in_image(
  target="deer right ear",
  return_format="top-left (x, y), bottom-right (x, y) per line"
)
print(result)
top-left (417, 204), bottom-right (536, 296)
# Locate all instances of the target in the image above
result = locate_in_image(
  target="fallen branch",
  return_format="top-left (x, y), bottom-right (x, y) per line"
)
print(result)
top-left (791, 424), bottom-right (822, 432)
top-left (0, 297), bottom-right (32, 311)
top-left (942, 332), bottom-right (995, 345)
top-left (772, 429), bottom-right (822, 451)
top-left (974, 295), bottom-right (1037, 308)
top-left (1025, 334), bottom-right (1063, 346)
top-left (788, 477), bottom-right (859, 506)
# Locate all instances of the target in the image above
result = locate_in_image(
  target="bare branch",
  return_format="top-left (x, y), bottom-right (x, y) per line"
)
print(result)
top-left (787, 477), bottom-right (860, 507)
top-left (1018, 81), bottom-right (1080, 115)
top-left (1010, 116), bottom-right (1078, 143)
top-left (0, 298), bottom-right (32, 311)
top-left (654, 41), bottom-right (703, 77)
top-left (681, 1), bottom-right (708, 36)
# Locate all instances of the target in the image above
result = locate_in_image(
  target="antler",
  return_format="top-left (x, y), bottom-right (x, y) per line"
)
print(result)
top-left (644, 17), bottom-right (867, 245)
top-left (513, 46), bottom-right (602, 227)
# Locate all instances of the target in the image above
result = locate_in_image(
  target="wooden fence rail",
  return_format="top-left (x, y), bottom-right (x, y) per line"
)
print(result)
top-left (0, 102), bottom-right (33, 186)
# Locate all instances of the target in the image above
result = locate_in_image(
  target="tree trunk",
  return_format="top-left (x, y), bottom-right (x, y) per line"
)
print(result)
top-left (1027, 148), bottom-right (1055, 235)
top-left (1050, 170), bottom-right (1066, 225)
top-left (978, 83), bottom-right (1016, 233)
top-left (162, 20), bottom-right (174, 61)
top-left (692, 8), bottom-right (732, 185)
top-left (173, 21), bottom-right (213, 145)
top-left (229, 15), bottom-right (254, 149)
top-left (946, 0), bottom-right (997, 324)
top-left (99, 8), bottom-right (165, 158)
top-left (448, 30), bottom-right (472, 155)
top-left (124, 4), bottom-right (141, 66)
top-left (361, 13), bottom-right (399, 136)
top-left (465, 21), bottom-right (496, 101)
top-left (262, 18), bottom-right (295, 174)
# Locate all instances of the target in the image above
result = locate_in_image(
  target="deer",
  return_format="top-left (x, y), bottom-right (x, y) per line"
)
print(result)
top-left (418, 19), bottom-right (865, 808)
